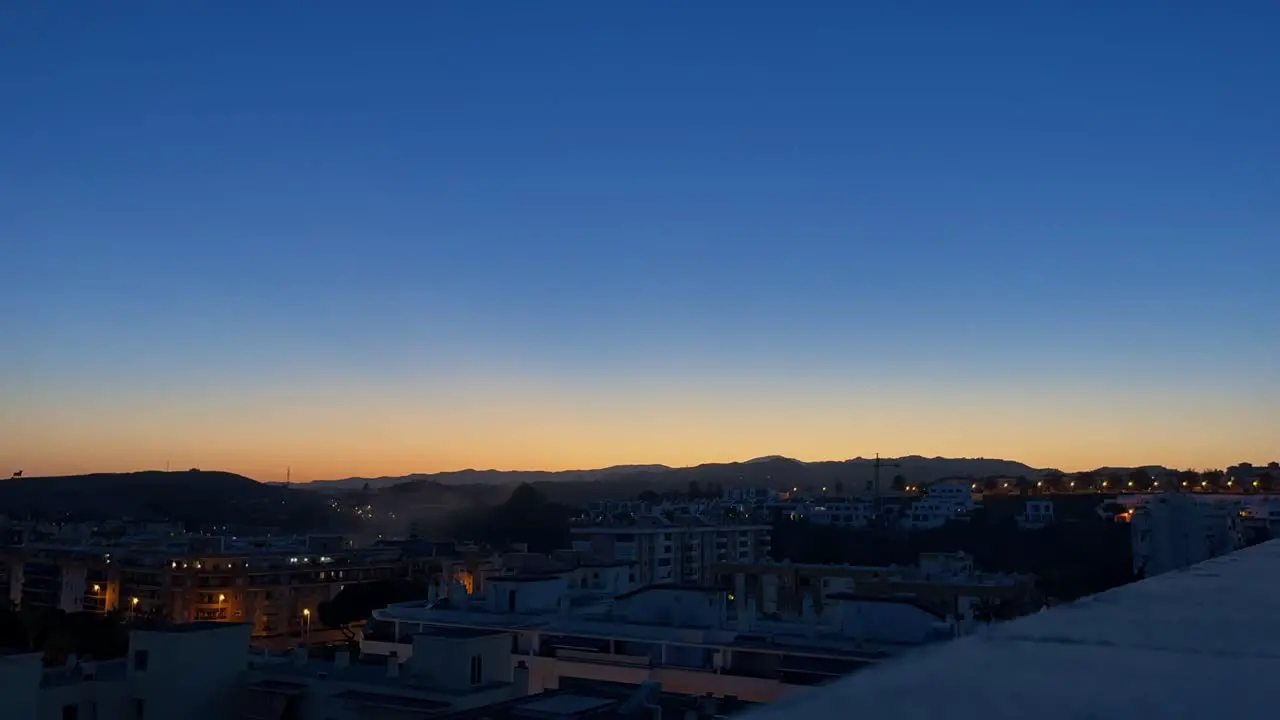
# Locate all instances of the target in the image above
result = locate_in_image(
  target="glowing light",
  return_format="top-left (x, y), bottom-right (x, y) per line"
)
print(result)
top-left (218, 593), bottom-right (226, 602)
top-left (131, 597), bottom-right (139, 606)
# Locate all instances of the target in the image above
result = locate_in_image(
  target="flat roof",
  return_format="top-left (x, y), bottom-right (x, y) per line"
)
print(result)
top-left (514, 694), bottom-right (615, 716)
top-left (330, 689), bottom-right (451, 712)
top-left (742, 539), bottom-right (1280, 720)
top-left (415, 626), bottom-right (509, 640)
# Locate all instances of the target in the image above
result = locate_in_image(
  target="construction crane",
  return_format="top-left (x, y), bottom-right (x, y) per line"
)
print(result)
top-left (870, 453), bottom-right (901, 518)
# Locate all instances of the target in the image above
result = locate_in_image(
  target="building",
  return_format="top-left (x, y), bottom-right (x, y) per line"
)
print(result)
top-left (570, 518), bottom-right (771, 586)
top-left (1, 535), bottom-right (408, 639)
top-left (0, 618), bottom-right (754, 720)
top-left (900, 481), bottom-right (977, 530)
top-left (806, 501), bottom-right (873, 528)
top-left (0, 622), bottom-right (252, 720)
top-left (1131, 492), bottom-right (1243, 577)
top-left (711, 553), bottom-right (1040, 619)
top-left (738, 539), bottom-right (1280, 720)
top-left (242, 627), bottom-right (528, 719)
top-left (359, 569), bottom-right (962, 704)
top-left (1016, 500), bottom-right (1055, 529)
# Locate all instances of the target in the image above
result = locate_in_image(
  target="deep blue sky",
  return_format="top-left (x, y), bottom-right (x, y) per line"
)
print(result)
top-left (2, 1), bottom-right (1277, 479)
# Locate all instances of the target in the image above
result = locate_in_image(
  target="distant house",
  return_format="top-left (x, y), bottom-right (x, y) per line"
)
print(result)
top-left (1017, 500), bottom-right (1055, 529)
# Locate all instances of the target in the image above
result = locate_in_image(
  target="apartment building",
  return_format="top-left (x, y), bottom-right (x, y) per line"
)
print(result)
top-left (1, 535), bottom-right (407, 639)
top-left (1131, 492), bottom-right (1244, 577)
top-left (0, 618), bottom-right (757, 720)
top-left (570, 518), bottom-right (771, 586)
top-left (807, 501), bottom-right (873, 528)
top-left (900, 481), bottom-right (977, 530)
top-left (0, 622), bottom-right (252, 720)
top-left (712, 552), bottom-right (1040, 619)
top-left (360, 574), bottom-right (958, 703)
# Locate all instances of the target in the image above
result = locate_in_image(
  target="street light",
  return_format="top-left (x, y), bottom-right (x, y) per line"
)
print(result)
top-left (302, 608), bottom-right (312, 645)
top-left (218, 593), bottom-right (226, 620)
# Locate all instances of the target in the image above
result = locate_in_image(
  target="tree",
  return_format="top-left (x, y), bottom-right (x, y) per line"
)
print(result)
top-left (687, 481), bottom-right (703, 500)
top-left (1129, 469), bottom-right (1153, 492)
top-left (1257, 471), bottom-right (1276, 493)
top-left (1014, 476), bottom-right (1035, 496)
top-left (1177, 469), bottom-right (1201, 491)
top-left (637, 490), bottom-right (660, 503)
top-left (834, 480), bottom-right (845, 496)
top-left (318, 580), bottom-right (426, 641)
top-left (891, 475), bottom-right (906, 492)
top-left (982, 477), bottom-right (1000, 493)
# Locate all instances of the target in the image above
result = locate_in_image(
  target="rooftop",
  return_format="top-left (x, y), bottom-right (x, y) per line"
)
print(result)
top-left (414, 626), bottom-right (509, 640)
top-left (141, 621), bottom-right (250, 634)
top-left (743, 539), bottom-right (1280, 720)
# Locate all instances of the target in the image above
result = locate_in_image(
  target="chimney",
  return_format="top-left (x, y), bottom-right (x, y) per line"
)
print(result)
top-left (292, 647), bottom-right (307, 666)
top-left (335, 650), bottom-right (350, 669)
top-left (387, 651), bottom-right (400, 679)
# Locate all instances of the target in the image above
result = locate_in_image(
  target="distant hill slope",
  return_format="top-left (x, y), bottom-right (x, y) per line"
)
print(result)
top-left (310, 456), bottom-right (1049, 494)
top-left (0, 470), bottom-right (345, 530)
top-left (310, 464), bottom-right (672, 492)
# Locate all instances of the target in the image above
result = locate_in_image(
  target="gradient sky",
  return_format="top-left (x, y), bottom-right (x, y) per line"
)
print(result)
top-left (2, 1), bottom-right (1277, 481)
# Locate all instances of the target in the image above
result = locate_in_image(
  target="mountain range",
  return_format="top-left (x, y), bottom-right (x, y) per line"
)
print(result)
top-left (309, 455), bottom-right (1056, 493)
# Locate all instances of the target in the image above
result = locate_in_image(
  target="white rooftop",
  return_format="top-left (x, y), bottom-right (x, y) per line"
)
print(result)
top-left (744, 539), bottom-right (1280, 719)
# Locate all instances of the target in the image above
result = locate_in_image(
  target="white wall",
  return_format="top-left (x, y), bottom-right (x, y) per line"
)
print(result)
top-left (126, 624), bottom-right (253, 720)
top-left (834, 600), bottom-right (946, 644)
top-left (0, 652), bottom-right (43, 720)
top-left (410, 633), bottom-right (511, 691)
top-left (486, 577), bottom-right (567, 614)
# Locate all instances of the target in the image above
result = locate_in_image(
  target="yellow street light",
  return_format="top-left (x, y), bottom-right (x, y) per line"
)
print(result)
top-left (92, 584), bottom-right (101, 593)
top-left (218, 593), bottom-right (226, 602)
top-left (302, 608), bottom-right (310, 617)
top-left (131, 597), bottom-right (139, 607)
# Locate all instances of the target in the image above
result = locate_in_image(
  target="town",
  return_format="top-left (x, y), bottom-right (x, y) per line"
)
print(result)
top-left (1, 459), bottom-right (1276, 718)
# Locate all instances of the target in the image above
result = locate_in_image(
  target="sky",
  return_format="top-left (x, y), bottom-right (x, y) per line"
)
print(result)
top-left (2, 1), bottom-right (1277, 481)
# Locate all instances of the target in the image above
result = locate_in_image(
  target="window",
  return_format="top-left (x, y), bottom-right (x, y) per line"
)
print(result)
top-left (469, 655), bottom-right (483, 685)
top-left (133, 650), bottom-right (149, 672)
top-left (62, 705), bottom-right (79, 720)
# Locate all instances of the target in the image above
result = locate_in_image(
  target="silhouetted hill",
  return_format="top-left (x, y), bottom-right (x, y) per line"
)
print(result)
top-left (316, 455), bottom-right (1049, 497)
top-left (0, 470), bottom-right (347, 531)
top-left (310, 464), bottom-right (671, 492)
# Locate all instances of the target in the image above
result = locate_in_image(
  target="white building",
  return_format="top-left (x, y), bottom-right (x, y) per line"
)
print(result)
top-left (1131, 493), bottom-right (1243, 577)
top-left (0, 622), bottom-right (252, 720)
top-left (570, 519), bottom-right (771, 586)
top-left (808, 501), bottom-right (873, 528)
top-left (1017, 500), bottom-right (1055, 529)
top-left (243, 628), bottom-right (526, 719)
top-left (901, 482), bottom-right (976, 530)
top-left (361, 573), bottom-right (957, 704)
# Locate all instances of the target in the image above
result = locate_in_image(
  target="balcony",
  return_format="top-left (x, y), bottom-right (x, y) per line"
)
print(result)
top-left (742, 540), bottom-right (1280, 719)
